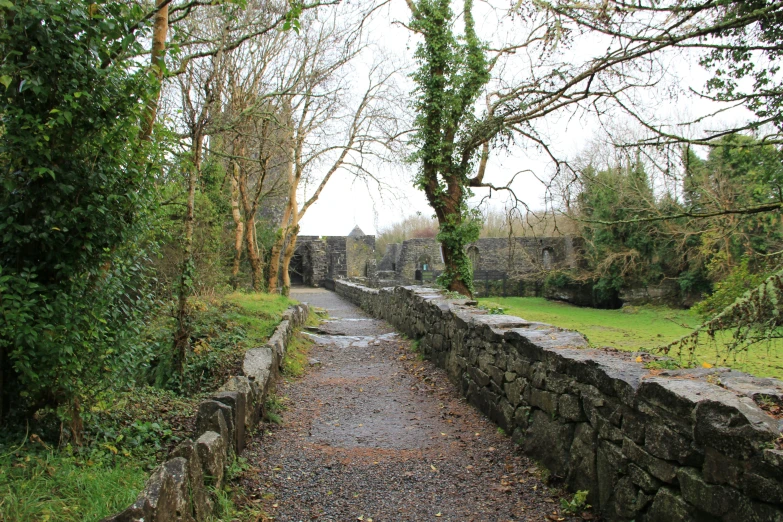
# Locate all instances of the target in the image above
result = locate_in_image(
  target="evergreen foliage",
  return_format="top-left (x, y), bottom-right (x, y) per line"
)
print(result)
top-left (0, 0), bottom-right (158, 426)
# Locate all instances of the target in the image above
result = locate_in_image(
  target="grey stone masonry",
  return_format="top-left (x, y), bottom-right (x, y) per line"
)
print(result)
top-left (335, 280), bottom-right (783, 522)
top-left (102, 303), bottom-right (309, 522)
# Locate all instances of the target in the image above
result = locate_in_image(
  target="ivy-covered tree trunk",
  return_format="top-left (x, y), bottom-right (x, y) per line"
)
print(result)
top-left (173, 136), bottom-right (201, 375)
top-left (408, 0), bottom-right (489, 297)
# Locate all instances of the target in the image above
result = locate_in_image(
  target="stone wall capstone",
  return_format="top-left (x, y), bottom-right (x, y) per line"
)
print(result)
top-left (334, 280), bottom-right (783, 522)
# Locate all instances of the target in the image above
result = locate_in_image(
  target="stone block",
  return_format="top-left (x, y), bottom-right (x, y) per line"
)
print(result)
top-left (195, 400), bottom-right (233, 457)
top-left (196, 431), bottom-right (227, 490)
top-left (529, 388), bottom-right (558, 415)
top-left (513, 406), bottom-right (531, 431)
top-left (468, 366), bottom-right (491, 387)
top-left (523, 409), bottom-right (575, 478)
top-left (171, 439), bottom-right (211, 521)
top-left (221, 376), bottom-right (257, 433)
top-left (645, 423), bottom-right (702, 466)
top-left (567, 423), bottom-right (598, 504)
top-left (504, 378), bottom-right (526, 407)
top-left (508, 356), bottom-right (533, 379)
top-left (677, 467), bottom-right (740, 516)
top-left (622, 437), bottom-right (677, 483)
top-left (559, 394), bottom-right (584, 422)
top-left (243, 346), bottom-right (276, 396)
top-left (643, 487), bottom-right (697, 522)
top-left (628, 463), bottom-right (660, 494)
top-left (614, 475), bottom-right (653, 519)
top-left (622, 410), bottom-right (646, 445)
top-left (545, 372), bottom-right (572, 394)
top-left (486, 364), bottom-right (505, 387)
top-left (703, 446), bottom-right (744, 488)
top-left (743, 470), bottom-right (783, 504)
top-left (211, 391), bottom-right (246, 453)
top-left (596, 439), bottom-right (626, 510)
top-left (104, 458), bottom-right (194, 522)
top-left (497, 397), bottom-right (515, 432)
top-left (694, 398), bottom-right (780, 460)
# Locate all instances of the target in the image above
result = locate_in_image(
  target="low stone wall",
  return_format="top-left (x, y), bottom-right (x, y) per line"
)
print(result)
top-left (103, 304), bottom-right (309, 522)
top-left (335, 280), bottom-right (783, 521)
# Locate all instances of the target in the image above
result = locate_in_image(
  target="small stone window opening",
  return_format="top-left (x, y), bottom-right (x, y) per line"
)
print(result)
top-left (467, 246), bottom-right (480, 272)
top-left (542, 248), bottom-right (554, 270)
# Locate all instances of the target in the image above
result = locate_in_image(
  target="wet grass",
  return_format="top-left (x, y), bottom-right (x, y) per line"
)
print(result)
top-left (479, 297), bottom-right (783, 379)
top-left (225, 292), bottom-right (297, 346)
top-left (0, 449), bottom-right (146, 522)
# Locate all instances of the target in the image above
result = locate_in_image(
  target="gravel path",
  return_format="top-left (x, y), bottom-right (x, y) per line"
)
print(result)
top-left (240, 288), bottom-right (576, 522)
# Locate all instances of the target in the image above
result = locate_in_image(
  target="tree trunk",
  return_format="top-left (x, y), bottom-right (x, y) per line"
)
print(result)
top-left (280, 157), bottom-right (300, 296)
top-left (173, 136), bottom-right (200, 374)
top-left (140, 0), bottom-right (169, 141)
top-left (425, 173), bottom-right (474, 297)
top-left (267, 220), bottom-right (289, 294)
top-left (229, 163), bottom-right (244, 289)
top-left (280, 223), bottom-right (299, 297)
top-left (243, 215), bottom-right (263, 291)
top-left (236, 165), bottom-right (263, 291)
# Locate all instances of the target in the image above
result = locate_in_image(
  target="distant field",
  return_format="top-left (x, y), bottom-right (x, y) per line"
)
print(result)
top-left (478, 297), bottom-right (783, 379)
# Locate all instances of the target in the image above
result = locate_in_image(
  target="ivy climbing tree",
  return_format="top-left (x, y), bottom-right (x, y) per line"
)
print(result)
top-left (408, 0), bottom-right (489, 296)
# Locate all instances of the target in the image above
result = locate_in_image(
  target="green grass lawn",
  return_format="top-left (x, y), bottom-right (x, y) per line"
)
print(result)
top-left (479, 297), bottom-right (783, 379)
top-left (225, 292), bottom-right (297, 346)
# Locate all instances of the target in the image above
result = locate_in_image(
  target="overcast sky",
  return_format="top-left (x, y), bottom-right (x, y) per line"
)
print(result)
top-left (296, 0), bottom-right (755, 237)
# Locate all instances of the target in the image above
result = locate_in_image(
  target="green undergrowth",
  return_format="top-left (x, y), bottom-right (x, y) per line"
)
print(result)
top-left (0, 387), bottom-right (195, 522)
top-left (0, 447), bottom-right (147, 522)
top-left (282, 332), bottom-right (314, 379)
top-left (479, 297), bottom-right (783, 379)
top-left (1, 292), bottom-right (297, 522)
top-left (225, 292), bottom-right (297, 346)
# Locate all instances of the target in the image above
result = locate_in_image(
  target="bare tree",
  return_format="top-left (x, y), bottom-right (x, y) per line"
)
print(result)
top-left (258, 10), bottom-right (399, 294)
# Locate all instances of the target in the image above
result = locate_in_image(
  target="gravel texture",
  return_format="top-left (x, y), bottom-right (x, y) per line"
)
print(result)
top-left (240, 288), bottom-right (590, 521)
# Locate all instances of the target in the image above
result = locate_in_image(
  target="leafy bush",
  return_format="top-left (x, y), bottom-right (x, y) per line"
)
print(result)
top-left (0, 0), bottom-right (158, 430)
top-left (693, 259), bottom-right (767, 319)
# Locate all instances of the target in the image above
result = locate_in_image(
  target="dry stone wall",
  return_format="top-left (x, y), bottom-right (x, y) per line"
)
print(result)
top-left (102, 304), bottom-right (309, 522)
top-left (335, 280), bottom-right (783, 522)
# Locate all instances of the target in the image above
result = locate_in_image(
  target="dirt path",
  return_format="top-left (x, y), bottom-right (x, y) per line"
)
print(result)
top-left (241, 288), bottom-right (567, 521)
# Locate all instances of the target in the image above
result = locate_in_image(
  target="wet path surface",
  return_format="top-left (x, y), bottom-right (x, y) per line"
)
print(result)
top-left (241, 288), bottom-right (563, 521)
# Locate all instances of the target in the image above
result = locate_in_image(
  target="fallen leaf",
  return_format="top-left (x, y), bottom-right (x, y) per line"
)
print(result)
top-left (431, 464), bottom-right (438, 472)
top-left (702, 362), bottom-right (713, 369)
top-left (435, 513), bottom-right (442, 517)
top-left (635, 355), bottom-right (643, 363)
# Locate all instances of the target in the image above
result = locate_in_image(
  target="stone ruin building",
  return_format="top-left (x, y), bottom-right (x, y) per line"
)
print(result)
top-left (291, 226), bottom-right (582, 296)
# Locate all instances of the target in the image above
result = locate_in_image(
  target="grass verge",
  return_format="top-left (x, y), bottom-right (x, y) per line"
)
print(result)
top-left (479, 297), bottom-right (783, 379)
top-left (1, 292), bottom-right (297, 522)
